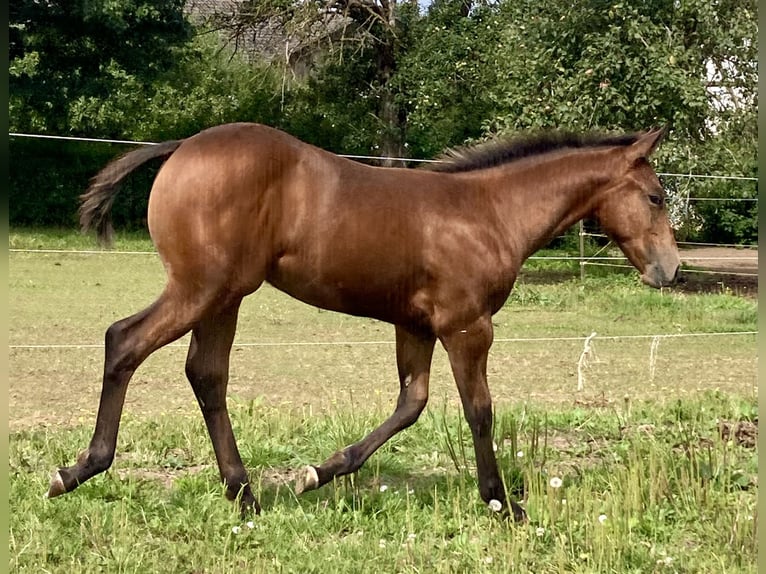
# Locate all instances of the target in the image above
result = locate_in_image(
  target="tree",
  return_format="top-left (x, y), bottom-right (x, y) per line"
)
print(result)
top-left (397, 0), bottom-right (501, 158)
top-left (10, 0), bottom-right (193, 136)
top-left (481, 0), bottom-right (757, 244)
top-left (9, 1), bottom-right (282, 228)
top-left (210, 0), bottom-right (425, 164)
top-left (9, 0), bottom-right (756, 243)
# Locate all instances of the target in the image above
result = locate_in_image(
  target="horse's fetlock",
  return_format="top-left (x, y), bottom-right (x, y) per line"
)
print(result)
top-left (481, 484), bottom-right (504, 505)
top-left (224, 475), bottom-right (251, 502)
top-left (83, 446), bottom-right (114, 473)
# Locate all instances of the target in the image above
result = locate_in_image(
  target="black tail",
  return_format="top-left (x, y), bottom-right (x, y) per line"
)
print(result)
top-left (79, 140), bottom-right (184, 246)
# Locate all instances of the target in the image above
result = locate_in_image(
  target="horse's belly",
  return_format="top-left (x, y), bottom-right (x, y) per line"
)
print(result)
top-left (266, 255), bottom-right (425, 325)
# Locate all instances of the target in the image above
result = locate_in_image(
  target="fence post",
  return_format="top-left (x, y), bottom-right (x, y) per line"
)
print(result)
top-left (579, 220), bottom-right (586, 282)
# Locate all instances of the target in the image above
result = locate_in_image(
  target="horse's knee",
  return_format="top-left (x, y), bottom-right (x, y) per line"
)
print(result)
top-left (185, 358), bottom-right (219, 387)
top-left (408, 395), bottom-right (429, 420)
top-left (397, 394), bottom-right (428, 430)
top-left (184, 357), bottom-right (204, 386)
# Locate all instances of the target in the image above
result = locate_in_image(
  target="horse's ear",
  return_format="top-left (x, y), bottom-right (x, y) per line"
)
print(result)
top-left (627, 126), bottom-right (667, 162)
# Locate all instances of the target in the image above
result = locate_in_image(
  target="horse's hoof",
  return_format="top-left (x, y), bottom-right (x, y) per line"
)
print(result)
top-left (46, 470), bottom-right (66, 499)
top-left (239, 497), bottom-right (262, 517)
top-left (510, 502), bottom-right (528, 523)
top-left (294, 465), bottom-right (319, 495)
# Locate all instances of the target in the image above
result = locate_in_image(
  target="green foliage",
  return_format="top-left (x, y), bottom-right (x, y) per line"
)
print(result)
top-left (10, 5), bottom-right (282, 227)
top-left (487, 1), bottom-right (702, 133)
top-left (10, 0), bottom-right (193, 135)
top-left (484, 0), bottom-right (756, 135)
top-left (479, 0), bottom-right (757, 244)
top-left (277, 52), bottom-right (386, 155)
top-left (130, 35), bottom-right (282, 140)
top-left (397, 1), bottom-right (501, 158)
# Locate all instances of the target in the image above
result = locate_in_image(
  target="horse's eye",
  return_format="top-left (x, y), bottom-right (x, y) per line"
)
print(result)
top-left (648, 194), bottom-right (663, 207)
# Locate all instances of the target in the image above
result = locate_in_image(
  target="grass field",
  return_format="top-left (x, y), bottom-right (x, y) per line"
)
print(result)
top-left (8, 228), bottom-right (758, 573)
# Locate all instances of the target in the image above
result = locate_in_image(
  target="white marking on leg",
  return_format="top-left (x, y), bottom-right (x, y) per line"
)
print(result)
top-left (294, 465), bottom-right (319, 495)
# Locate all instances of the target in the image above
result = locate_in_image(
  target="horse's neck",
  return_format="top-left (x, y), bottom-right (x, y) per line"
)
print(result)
top-left (486, 150), bottom-right (615, 261)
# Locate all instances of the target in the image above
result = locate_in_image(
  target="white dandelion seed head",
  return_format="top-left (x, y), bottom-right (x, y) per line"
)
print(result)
top-left (516, 450), bottom-right (524, 458)
top-left (488, 499), bottom-right (503, 512)
top-left (246, 521), bottom-right (255, 529)
top-left (379, 484), bottom-right (388, 492)
top-left (598, 514), bottom-right (607, 524)
top-left (231, 525), bottom-right (241, 534)
top-left (549, 477), bottom-right (563, 489)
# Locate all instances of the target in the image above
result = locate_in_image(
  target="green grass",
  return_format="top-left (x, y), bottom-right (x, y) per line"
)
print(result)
top-left (9, 226), bottom-right (157, 252)
top-left (10, 394), bottom-right (757, 573)
top-left (8, 227), bottom-right (759, 573)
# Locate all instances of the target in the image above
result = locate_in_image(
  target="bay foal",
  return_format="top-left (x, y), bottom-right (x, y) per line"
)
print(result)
top-left (47, 123), bottom-right (679, 521)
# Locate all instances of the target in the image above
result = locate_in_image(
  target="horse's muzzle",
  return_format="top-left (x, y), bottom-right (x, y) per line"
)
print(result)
top-left (641, 262), bottom-right (681, 288)
top-left (641, 255), bottom-right (681, 289)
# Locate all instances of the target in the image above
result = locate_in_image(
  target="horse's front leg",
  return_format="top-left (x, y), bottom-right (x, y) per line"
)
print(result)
top-left (440, 315), bottom-right (527, 522)
top-left (295, 325), bottom-right (436, 494)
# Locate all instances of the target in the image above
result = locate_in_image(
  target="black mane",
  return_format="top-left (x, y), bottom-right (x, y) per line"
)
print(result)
top-left (426, 131), bottom-right (640, 173)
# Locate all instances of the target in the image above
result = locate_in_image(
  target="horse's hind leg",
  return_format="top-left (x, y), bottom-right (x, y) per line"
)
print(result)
top-left (295, 325), bottom-right (436, 494)
top-left (46, 287), bottom-right (210, 498)
top-left (184, 300), bottom-right (259, 514)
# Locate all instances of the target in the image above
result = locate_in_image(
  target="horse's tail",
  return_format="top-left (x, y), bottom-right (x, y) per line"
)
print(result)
top-left (79, 139), bottom-right (184, 246)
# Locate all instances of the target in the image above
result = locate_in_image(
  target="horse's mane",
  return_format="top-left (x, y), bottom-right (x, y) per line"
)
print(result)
top-left (426, 131), bottom-right (640, 173)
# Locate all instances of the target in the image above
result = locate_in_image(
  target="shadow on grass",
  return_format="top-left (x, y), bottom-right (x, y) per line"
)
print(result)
top-left (249, 456), bottom-right (529, 519)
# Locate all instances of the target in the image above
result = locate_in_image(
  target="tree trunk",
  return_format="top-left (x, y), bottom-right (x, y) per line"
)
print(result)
top-left (376, 38), bottom-right (406, 167)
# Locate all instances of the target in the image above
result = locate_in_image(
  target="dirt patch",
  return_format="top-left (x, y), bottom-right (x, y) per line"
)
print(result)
top-left (679, 247), bottom-right (758, 274)
top-left (116, 464), bottom-right (213, 489)
top-left (719, 419), bottom-right (758, 449)
top-left (115, 463), bottom-right (304, 490)
top-left (676, 246), bottom-right (758, 297)
top-left (520, 246), bottom-right (758, 297)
